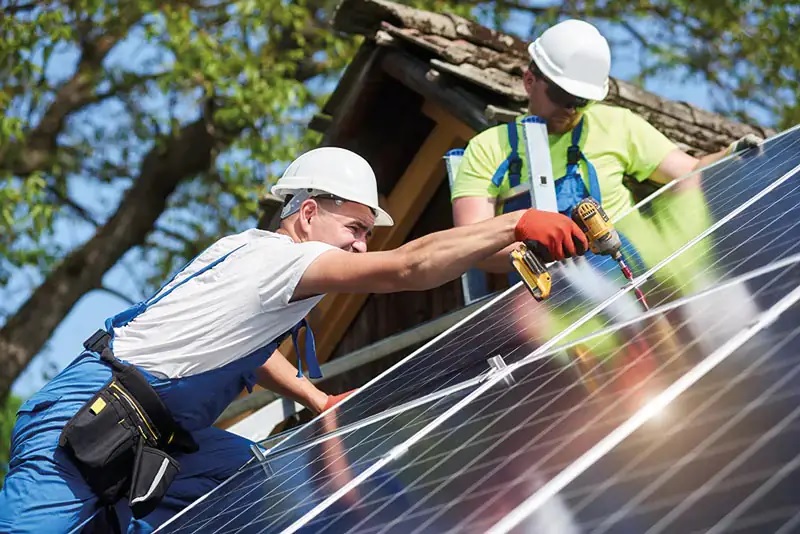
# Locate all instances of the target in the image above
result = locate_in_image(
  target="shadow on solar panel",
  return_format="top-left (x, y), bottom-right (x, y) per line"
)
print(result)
top-left (156, 125), bottom-right (800, 533)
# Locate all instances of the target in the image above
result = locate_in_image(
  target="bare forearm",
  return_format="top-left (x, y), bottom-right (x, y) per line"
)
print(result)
top-left (398, 212), bottom-right (520, 290)
top-left (693, 148), bottom-right (727, 171)
top-left (475, 242), bottom-right (519, 273)
top-left (255, 350), bottom-right (328, 414)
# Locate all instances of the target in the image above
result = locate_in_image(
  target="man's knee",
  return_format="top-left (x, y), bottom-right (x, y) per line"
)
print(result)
top-left (178, 427), bottom-right (255, 483)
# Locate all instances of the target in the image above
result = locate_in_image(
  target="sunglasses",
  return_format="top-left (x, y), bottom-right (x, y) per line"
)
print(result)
top-left (530, 64), bottom-right (590, 109)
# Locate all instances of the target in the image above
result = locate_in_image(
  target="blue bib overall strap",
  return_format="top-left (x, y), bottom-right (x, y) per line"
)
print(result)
top-left (555, 117), bottom-right (601, 215)
top-left (104, 244), bottom-right (248, 341)
top-left (488, 118), bottom-right (648, 285)
top-left (492, 121), bottom-right (531, 214)
top-left (291, 319), bottom-right (322, 379)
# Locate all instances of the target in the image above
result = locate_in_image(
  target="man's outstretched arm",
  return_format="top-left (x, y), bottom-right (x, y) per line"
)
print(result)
top-left (649, 134), bottom-right (764, 185)
top-left (295, 208), bottom-right (587, 299)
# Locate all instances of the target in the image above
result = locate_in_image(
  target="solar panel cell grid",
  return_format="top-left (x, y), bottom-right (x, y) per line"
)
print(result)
top-left (560, 323), bottom-right (800, 534)
top-left (159, 388), bottom-right (473, 533)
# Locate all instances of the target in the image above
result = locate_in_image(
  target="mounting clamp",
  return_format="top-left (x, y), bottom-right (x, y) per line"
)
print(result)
top-left (487, 354), bottom-right (516, 387)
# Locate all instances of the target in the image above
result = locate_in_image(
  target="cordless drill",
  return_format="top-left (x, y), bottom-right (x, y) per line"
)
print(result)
top-left (570, 198), bottom-right (646, 305)
top-left (571, 197), bottom-right (622, 261)
top-left (511, 198), bottom-right (648, 308)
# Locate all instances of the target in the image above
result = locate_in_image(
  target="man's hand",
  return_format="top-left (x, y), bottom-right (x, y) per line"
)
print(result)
top-left (322, 389), bottom-right (356, 412)
top-left (514, 209), bottom-right (588, 262)
top-left (727, 133), bottom-right (763, 155)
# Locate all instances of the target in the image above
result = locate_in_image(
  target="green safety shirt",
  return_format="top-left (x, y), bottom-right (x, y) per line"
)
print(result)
top-left (452, 103), bottom-right (677, 221)
top-left (452, 103), bottom-right (718, 299)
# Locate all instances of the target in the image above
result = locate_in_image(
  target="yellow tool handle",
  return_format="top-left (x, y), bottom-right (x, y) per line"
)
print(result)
top-left (510, 243), bottom-right (552, 301)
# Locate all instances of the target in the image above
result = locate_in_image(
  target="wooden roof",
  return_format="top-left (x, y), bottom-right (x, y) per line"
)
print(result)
top-left (331, 0), bottom-right (774, 155)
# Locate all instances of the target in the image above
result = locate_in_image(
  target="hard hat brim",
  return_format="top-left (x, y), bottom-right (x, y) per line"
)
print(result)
top-left (373, 207), bottom-right (394, 227)
top-left (548, 74), bottom-right (609, 101)
top-left (271, 183), bottom-right (394, 227)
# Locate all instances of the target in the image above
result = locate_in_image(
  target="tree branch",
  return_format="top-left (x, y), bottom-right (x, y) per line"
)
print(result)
top-left (0, 104), bottom-right (243, 398)
top-left (620, 19), bottom-right (649, 49)
top-left (0, 14), bottom-right (140, 176)
top-left (98, 285), bottom-right (136, 305)
top-left (150, 224), bottom-right (203, 258)
top-left (3, 1), bottom-right (38, 15)
top-left (47, 186), bottom-right (101, 227)
top-left (94, 71), bottom-right (164, 102)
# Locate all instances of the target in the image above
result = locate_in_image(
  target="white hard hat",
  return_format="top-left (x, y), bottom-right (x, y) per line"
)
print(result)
top-left (271, 147), bottom-right (394, 227)
top-left (528, 19), bottom-right (611, 101)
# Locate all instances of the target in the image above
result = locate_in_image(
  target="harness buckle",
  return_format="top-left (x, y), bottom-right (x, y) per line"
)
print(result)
top-left (567, 146), bottom-right (581, 166)
top-left (507, 157), bottom-right (523, 178)
top-left (83, 329), bottom-right (111, 353)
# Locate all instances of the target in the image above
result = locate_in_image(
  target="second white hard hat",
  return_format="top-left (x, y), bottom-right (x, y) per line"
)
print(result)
top-left (271, 147), bottom-right (394, 226)
top-left (528, 19), bottom-right (611, 101)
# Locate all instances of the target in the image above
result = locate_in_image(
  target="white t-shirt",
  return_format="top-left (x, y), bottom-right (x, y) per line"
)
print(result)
top-left (113, 229), bottom-right (336, 379)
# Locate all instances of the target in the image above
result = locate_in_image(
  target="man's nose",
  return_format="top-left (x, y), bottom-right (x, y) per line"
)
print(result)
top-left (351, 239), bottom-right (367, 253)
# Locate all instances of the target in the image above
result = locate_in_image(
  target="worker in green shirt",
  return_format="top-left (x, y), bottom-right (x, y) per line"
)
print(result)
top-left (450, 18), bottom-right (763, 381)
top-left (451, 18), bottom-right (761, 274)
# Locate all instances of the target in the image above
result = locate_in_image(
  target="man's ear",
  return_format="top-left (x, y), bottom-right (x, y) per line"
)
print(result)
top-left (298, 199), bottom-right (319, 230)
top-left (523, 69), bottom-right (535, 95)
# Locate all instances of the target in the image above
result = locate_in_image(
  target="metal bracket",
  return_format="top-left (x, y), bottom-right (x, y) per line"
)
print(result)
top-left (487, 355), bottom-right (516, 387)
top-left (250, 443), bottom-right (272, 477)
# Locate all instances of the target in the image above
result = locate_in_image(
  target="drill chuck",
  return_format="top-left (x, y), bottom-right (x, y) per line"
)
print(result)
top-left (571, 198), bottom-right (622, 258)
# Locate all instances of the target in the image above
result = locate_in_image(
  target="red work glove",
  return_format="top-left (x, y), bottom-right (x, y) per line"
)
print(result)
top-left (323, 389), bottom-right (356, 412)
top-left (514, 209), bottom-right (588, 262)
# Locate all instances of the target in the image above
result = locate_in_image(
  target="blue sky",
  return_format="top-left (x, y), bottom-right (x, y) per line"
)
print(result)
top-left (7, 13), bottom-right (768, 399)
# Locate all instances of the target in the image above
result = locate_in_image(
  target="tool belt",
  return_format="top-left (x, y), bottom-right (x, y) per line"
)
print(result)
top-left (58, 330), bottom-right (198, 519)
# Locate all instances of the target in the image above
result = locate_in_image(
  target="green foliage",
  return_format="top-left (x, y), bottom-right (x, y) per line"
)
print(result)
top-left (0, 0), bottom-right (489, 307)
top-left (0, 395), bottom-right (22, 488)
top-left (555, 0), bottom-right (800, 128)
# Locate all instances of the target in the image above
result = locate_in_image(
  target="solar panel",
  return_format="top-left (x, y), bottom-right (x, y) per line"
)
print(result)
top-left (278, 252), bottom-right (800, 534)
top-left (267, 125), bottom-right (800, 454)
top-left (156, 124), bottom-right (800, 533)
top-left (288, 263), bottom-right (800, 534)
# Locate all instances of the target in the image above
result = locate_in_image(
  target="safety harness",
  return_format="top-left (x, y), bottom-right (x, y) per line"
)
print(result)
top-left (492, 117), bottom-right (647, 276)
top-left (492, 117), bottom-right (601, 216)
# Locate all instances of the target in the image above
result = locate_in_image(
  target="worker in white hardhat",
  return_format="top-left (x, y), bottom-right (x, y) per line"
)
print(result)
top-left (0, 146), bottom-right (588, 533)
top-left (451, 18), bottom-right (763, 275)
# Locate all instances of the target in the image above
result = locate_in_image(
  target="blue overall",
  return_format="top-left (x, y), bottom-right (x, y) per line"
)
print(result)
top-left (0, 246), bottom-right (321, 533)
top-left (494, 118), bottom-right (646, 280)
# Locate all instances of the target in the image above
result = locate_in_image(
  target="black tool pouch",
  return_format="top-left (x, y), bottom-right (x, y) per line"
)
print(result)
top-left (59, 377), bottom-right (155, 504)
top-left (129, 439), bottom-right (181, 518)
top-left (59, 330), bottom-right (197, 518)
